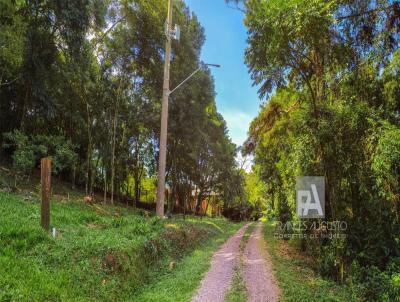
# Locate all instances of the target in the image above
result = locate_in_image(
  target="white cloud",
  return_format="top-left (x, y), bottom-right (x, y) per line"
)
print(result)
top-left (219, 109), bottom-right (256, 171)
top-left (220, 109), bottom-right (253, 146)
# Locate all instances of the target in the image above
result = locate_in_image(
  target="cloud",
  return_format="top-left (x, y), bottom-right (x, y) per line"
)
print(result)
top-left (220, 109), bottom-right (253, 146)
top-left (220, 109), bottom-right (255, 171)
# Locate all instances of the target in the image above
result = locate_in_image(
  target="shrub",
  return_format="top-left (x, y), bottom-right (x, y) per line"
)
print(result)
top-left (349, 260), bottom-right (400, 301)
top-left (3, 130), bottom-right (77, 177)
top-left (3, 131), bottom-right (36, 176)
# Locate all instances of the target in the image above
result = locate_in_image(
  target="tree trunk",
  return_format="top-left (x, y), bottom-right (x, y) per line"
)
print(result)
top-left (195, 190), bottom-right (203, 215)
top-left (183, 189), bottom-right (186, 220)
top-left (14, 174), bottom-right (17, 189)
top-left (72, 164), bottom-right (76, 190)
top-left (134, 177), bottom-right (140, 205)
top-left (110, 103), bottom-right (118, 205)
top-left (103, 166), bottom-right (107, 204)
top-left (85, 102), bottom-right (92, 196)
top-left (204, 196), bottom-right (211, 218)
top-left (90, 154), bottom-right (100, 196)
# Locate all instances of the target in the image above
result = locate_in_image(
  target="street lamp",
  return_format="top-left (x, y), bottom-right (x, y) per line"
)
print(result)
top-left (168, 63), bottom-right (221, 96)
top-left (156, 61), bottom-right (220, 218)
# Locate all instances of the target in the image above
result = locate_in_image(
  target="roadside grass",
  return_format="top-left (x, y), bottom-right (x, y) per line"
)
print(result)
top-left (240, 223), bottom-right (255, 252)
top-left (0, 191), bottom-right (242, 301)
top-left (132, 223), bottom-right (242, 302)
top-left (225, 223), bottom-right (255, 302)
top-left (263, 222), bottom-right (358, 302)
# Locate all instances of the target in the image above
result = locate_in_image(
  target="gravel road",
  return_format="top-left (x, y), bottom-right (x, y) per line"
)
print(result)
top-left (191, 224), bottom-right (249, 302)
top-left (243, 223), bottom-right (280, 302)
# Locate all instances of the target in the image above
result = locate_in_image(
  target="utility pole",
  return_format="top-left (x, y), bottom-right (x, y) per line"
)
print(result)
top-left (155, 1), bottom-right (216, 218)
top-left (156, 0), bottom-right (173, 218)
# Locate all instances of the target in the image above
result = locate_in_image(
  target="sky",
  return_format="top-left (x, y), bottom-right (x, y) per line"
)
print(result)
top-left (183, 0), bottom-right (261, 148)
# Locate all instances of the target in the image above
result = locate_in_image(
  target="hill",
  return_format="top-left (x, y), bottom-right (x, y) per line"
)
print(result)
top-left (0, 188), bottom-right (241, 301)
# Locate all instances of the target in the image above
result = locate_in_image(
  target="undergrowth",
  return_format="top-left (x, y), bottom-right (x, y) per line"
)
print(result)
top-left (263, 222), bottom-right (357, 302)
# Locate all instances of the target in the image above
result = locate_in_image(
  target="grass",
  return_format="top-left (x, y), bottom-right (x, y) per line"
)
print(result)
top-left (132, 223), bottom-right (241, 302)
top-left (225, 223), bottom-right (255, 302)
top-left (240, 223), bottom-right (255, 252)
top-left (0, 190), bottom-right (242, 301)
top-left (225, 266), bottom-right (248, 302)
top-left (263, 222), bottom-right (359, 302)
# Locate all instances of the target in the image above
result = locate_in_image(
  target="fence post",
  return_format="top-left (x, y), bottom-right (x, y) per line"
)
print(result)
top-left (41, 158), bottom-right (51, 231)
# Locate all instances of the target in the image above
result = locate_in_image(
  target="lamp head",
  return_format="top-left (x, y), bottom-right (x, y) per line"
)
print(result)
top-left (200, 62), bottom-right (221, 69)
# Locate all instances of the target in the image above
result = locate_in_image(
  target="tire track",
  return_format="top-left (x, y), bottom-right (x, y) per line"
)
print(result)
top-left (191, 223), bottom-right (249, 302)
top-left (243, 223), bottom-right (280, 302)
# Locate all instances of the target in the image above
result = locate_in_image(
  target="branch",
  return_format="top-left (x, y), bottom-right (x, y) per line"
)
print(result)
top-left (0, 76), bottom-right (20, 87)
top-left (226, 4), bottom-right (246, 13)
top-left (92, 15), bottom-right (127, 48)
top-left (337, 3), bottom-right (397, 21)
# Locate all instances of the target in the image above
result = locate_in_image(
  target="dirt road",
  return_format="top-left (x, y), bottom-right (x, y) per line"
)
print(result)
top-left (191, 222), bottom-right (279, 302)
top-left (191, 224), bottom-right (249, 302)
top-left (243, 223), bottom-right (280, 302)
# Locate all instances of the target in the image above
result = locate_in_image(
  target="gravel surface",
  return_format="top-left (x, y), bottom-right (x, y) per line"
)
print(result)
top-left (243, 223), bottom-right (280, 302)
top-left (191, 224), bottom-right (249, 302)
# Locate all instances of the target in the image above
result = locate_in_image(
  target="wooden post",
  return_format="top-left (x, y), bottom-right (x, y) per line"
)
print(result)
top-left (41, 158), bottom-right (51, 231)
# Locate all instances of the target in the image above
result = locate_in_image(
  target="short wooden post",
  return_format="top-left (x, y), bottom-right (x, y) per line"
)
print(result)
top-left (41, 158), bottom-right (51, 231)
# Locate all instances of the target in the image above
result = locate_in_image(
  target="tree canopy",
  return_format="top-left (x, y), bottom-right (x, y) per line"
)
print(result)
top-left (238, 0), bottom-right (400, 300)
top-left (0, 0), bottom-right (244, 217)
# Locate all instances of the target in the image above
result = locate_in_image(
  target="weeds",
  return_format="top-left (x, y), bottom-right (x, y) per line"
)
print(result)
top-left (263, 222), bottom-right (357, 302)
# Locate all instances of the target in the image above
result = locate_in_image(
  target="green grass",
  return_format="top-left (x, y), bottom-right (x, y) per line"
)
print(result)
top-left (132, 223), bottom-right (241, 302)
top-left (225, 223), bottom-right (255, 302)
top-left (240, 223), bottom-right (255, 252)
top-left (225, 266), bottom-right (248, 302)
top-left (0, 191), bottom-right (242, 301)
top-left (263, 222), bottom-right (359, 302)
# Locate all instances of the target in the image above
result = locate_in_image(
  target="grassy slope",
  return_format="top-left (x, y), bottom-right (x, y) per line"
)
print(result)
top-left (133, 220), bottom-right (242, 302)
top-left (0, 191), bottom-right (242, 301)
top-left (263, 222), bottom-right (358, 302)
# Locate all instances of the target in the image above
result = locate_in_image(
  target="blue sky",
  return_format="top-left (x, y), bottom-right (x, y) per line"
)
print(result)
top-left (184, 0), bottom-right (261, 147)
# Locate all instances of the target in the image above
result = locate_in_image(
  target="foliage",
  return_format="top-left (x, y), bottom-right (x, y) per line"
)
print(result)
top-left (0, 0), bottom-right (243, 211)
top-left (349, 260), bottom-right (400, 301)
top-left (241, 0), bottom-right (400, 299)
top-left (264, 222), bottom-right (357, 301)
top-left (3, 130), bottom-right (77, 176)
top-left (244, 170), bottom-right (267, 219)
top-left (3, 131), bottom-right (36, 175)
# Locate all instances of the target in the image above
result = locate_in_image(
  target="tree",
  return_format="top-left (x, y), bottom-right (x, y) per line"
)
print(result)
top-left (0, 0), bottom-right (244, 217)
top-left (242, 0), bottom-right (400, 299)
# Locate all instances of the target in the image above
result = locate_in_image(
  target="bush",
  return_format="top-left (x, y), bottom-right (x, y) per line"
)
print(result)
top-left (349, 260), bottom-right (400, 301)
top-left (3, 130), bottom-right (77, 177)
top-left (3, 131), bottom-right (36, 176)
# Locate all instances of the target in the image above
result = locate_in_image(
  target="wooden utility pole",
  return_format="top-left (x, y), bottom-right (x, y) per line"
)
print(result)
top-left (41, 158), bottom-right (51, 231)
top-left (156, 0), bottom-right (173, 218)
